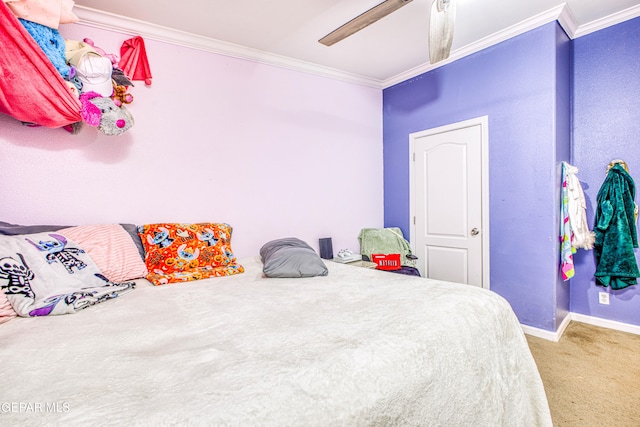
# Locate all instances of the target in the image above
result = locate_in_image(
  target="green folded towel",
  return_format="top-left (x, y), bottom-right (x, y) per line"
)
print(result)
top-left (358, 227), bottom-right (416, 267)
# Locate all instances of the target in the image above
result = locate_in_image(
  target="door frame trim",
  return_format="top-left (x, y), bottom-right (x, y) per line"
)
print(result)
top-left (409, 116), bottom-right (490, 289)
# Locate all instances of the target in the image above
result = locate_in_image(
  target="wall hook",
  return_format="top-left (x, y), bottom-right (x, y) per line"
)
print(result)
top-left (606, 159), bottom-right (629, 173)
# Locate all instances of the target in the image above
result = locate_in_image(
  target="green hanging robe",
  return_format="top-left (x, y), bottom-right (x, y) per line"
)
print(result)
top-left (593, 164), bottom-right (640, 289)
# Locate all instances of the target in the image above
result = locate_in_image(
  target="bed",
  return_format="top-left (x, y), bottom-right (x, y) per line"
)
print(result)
top-left (0, 253), bottom-right (551, 426)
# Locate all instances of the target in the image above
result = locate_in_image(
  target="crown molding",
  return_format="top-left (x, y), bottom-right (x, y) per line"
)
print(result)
top-left (556, 2), bottom-right (579, 37)
top-left (73, 6), bottom-right (384, 89)
top-left (383, 4), bottom-right (569, 88)
top-left (73, 4), bottom-right (638, 91)
top-left (571, 4), bottom-right (640, 38)
top-left (383, 3), bottom-right (640, 88)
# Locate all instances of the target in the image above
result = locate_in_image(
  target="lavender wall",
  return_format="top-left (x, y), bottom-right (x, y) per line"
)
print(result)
top-left (0, 23), bottom-right (384, 259)
top-left (571, 17), bottom-right (640, 326)
top-left (383, 23), bottom-right (571, 331)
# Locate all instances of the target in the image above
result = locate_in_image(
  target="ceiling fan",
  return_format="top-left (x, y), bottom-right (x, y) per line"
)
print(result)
top-left (318, 0), bottom-right (456, 64)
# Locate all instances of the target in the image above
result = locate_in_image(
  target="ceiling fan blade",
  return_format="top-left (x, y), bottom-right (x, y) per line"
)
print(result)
top-left (429, 0), bottom-right (456, 63)
top-left (319, 0), bottom-right (413, 46)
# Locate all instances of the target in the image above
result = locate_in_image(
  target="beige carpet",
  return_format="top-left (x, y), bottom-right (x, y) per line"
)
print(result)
top-left (526, 322), bottom-right (640, 427)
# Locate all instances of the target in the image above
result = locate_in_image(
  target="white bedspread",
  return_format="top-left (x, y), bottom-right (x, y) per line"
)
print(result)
top-left (0, 257), bottom-right (551, 426)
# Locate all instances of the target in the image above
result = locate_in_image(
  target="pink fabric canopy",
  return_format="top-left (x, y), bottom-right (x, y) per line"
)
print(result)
top-left (0, 1), bottom-right (81, 128)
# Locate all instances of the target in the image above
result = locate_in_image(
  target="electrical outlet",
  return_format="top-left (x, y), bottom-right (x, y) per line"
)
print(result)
top-left (599, 292), bottom-right (610, 305)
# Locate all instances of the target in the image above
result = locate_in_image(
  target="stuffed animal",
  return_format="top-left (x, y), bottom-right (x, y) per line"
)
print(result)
top-left (19, 18), bottom-right (70, 79)
top-left (79, 92), bottom-right (134, 136)
top-left (111, 84), bottom-right (134, 107)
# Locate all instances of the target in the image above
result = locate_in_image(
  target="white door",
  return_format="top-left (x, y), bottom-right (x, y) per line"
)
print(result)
top-left (410, 117), bottom-right (489, 288)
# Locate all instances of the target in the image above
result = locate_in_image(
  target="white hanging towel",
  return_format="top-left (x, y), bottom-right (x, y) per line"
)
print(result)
top-left (564, 162), bottom-right (595, 250)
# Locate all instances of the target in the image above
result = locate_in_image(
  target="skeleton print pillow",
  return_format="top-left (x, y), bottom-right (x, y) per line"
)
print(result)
top-left (0, 232), bottom-right (135, 317)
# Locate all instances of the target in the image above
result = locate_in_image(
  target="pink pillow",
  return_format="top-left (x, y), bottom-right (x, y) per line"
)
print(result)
top-left (5, 0), bottom-right (79, 29)
top-left (0, 292), bottom-right (17, 324)
top-left (59, 224), bottom-right (148, 282)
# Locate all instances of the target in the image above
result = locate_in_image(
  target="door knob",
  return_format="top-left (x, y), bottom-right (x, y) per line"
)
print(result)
top-left (471, 228), bottom-right (479, 236)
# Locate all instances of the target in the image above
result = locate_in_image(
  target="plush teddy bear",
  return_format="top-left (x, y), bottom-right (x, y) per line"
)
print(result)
top-left (111, 84), bottom-right (134, 107)
top-left (79, 91), bottom-right (134, 136)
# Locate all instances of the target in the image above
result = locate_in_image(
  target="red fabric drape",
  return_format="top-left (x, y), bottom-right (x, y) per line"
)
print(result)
top-left (0, 2), bottom-right (81, 128)
top-left (119, 36), bottom-right (152, 85)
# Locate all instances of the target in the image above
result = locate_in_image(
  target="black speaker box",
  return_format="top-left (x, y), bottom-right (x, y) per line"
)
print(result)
top-left (319, 237), bottom-right (333, 259)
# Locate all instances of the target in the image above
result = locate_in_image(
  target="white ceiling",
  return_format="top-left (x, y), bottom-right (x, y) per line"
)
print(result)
top-left (72, 0), bottom-right (640, 87)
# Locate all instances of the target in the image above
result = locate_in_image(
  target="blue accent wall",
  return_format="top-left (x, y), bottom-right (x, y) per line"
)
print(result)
top-left (571, 17), bottom-right (640, 326)
top-left (555, 23), bottom-right (572, 328)
top-left (383, 22), bottom-right (572, 331)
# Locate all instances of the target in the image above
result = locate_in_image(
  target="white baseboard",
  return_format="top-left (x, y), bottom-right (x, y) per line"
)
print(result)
top-left (522, 312), bottom-right (640, 341)
top-left (521, 313), bottom-right (571, 342)
top-left (570, 313), bottom-right (640, 336)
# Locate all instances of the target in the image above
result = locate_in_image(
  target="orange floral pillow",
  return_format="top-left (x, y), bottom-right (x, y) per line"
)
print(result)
top-left (137, 223), bottom-right (244, 285)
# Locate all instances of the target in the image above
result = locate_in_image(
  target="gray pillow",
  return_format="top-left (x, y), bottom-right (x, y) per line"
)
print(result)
top-left (260, 237), bottom-right (328, 278)
top-left (0, 221), bottom-right (68, 235)
top-left (119, 223), bottom-right (146, 261)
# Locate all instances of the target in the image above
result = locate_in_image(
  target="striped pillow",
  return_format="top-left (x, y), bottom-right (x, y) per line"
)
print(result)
top-left (59, 224), bottom-right (148, 282)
